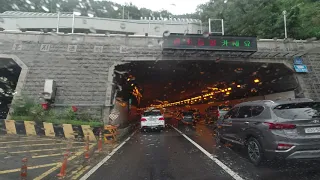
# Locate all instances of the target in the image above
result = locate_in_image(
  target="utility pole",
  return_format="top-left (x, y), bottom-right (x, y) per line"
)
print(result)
top-left (56, 12), bottom-right (60, 33)
top-left (122, 6), bottom-right (124, 19)
top-left (208, 18), bottom-right (211, 33)
top-left (72, 13), bottom-right (75, 33)
top-left (283, 10), bottom-right (288, 39)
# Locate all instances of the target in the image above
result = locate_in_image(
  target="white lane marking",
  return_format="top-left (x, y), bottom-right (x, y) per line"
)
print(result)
top-left (171, 125), bottom-right (244, 180)
top-left (79, 131), bottom-right (136, 180)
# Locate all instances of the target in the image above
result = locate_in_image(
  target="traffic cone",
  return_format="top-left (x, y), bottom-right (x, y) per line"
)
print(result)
top-left (57, 153), bottom-right (68, 178)
top-left (20, 158), bottom-right (27, 180)
top-left (98, 131), bottom-right (103, 153)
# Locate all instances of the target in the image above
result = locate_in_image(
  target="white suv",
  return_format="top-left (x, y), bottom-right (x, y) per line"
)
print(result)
top-left (140, 110), bottom-right (165, 131)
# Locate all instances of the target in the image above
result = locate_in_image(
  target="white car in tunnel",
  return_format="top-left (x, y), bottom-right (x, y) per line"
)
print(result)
top-left (140, 110), bottom-right (165, 131)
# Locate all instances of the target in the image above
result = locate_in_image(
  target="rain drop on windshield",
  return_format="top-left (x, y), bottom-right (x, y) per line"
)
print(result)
top-left (42, 6), bottom-right (49, 12)
top-left (203, 31), bottom-right (210, 38)
top-left (112, 6), bottom-right (119, 11)
top-left (147, 42), bottom-right (153, 48)
top-left (163, 30), bottom-right (170, 37)
top-left (89, 27), bottom-right (97, 33)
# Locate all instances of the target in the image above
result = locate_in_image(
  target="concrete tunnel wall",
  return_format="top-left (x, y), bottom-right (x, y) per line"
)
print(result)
top-left (0, 31), bottom-right (319, 123)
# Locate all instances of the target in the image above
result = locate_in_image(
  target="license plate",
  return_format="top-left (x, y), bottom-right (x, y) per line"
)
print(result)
top-left (305, 127), bottom-right (320, 133)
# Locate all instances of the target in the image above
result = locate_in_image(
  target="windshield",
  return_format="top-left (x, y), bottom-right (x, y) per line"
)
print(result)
top-left (143, 111), bottom-right (162, 116)
top-left (273, 102), bottom-right (320, 120)
top-left (182, 112), bottom-right (194, 116)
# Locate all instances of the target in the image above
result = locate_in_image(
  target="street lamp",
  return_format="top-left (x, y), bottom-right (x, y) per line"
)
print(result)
top-left (283, 10), bottom-right (288, 39)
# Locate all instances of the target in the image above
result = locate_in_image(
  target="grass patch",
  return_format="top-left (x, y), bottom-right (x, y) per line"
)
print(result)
top-left (11, 116), bottom-right (103, 127)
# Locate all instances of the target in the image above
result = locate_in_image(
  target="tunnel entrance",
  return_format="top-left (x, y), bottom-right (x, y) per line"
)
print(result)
top-left (113, 60), bottom-right (298, 111)
top-left (0, 58), bottom-right (21, 119)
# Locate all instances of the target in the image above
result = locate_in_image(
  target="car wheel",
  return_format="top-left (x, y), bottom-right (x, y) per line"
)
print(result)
top-left (247, 137), bottom-right (264, 166)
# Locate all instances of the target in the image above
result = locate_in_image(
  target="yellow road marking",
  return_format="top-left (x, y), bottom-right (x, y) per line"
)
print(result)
top-left (71, 165), bottom-right (83, 175)
top-left (0, 163), bottom-right (58, 174)
top-left (32, 153), bottom-right (64, 159)
top-left (0, 139), bottom-right (58, 144)
top-left (71, 166), bottom-right (91, 180)
top-left (34, 144), bottom-right (95, 180)
top-left (4, 147), bottom-right (80, 154)
top-left (0, 143), bottom-right (66, 149)
top-left (31, 150), bottom-right (84, 158)
top-left (0, 137), bottom-right (57, 141)
top-left (69, 165), bottom-right (85, 177)
top-left (0, 142), bottom-right (88, 149)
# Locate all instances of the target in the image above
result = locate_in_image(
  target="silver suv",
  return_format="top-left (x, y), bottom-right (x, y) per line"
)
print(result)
top-left (215, 98), bottom-right (320, 166)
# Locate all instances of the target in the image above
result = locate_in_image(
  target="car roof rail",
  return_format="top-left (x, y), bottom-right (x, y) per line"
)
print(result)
top-left (274, 98), bottom-right (314, 102)
top-left (246, 100), bottom-right (275, 104)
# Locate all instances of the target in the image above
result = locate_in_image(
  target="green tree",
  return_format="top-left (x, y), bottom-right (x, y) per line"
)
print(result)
top-left (195, 0), bottom-right (320, 39)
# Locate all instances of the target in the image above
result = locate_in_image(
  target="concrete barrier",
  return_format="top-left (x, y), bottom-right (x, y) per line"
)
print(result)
top-left (0, 120), bottom-right (101, 142)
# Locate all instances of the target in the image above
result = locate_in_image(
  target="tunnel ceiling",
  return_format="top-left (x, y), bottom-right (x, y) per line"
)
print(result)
top-left (115, 60), bottom-right (297, 107)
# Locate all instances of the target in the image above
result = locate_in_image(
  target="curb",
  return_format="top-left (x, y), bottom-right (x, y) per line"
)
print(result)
top-left (0, 120), bottom-right (101, 142)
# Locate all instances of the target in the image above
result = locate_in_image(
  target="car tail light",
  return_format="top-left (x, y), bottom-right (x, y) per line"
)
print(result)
top-left (264, 122), bottom-right (296, 129)
top-left (141, 118), bottom-right (147, 122)
top-left (277, 143), bottom-right (294, 150)
top-left (159, 117), bottom-right (165, 120)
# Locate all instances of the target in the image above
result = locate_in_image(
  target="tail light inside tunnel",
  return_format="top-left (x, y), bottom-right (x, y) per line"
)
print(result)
top-left (159, 117), bottom-right (165, 120)
top-left (264, 122), bottom-right (296, 129)
top-left (141, 118), bottom-right (147, 122)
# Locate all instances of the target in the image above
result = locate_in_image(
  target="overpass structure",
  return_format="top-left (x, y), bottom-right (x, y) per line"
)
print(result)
top-left (0, 31), bottom-right (319, 123)
top-left (0, 11), bottom-right (202, 36)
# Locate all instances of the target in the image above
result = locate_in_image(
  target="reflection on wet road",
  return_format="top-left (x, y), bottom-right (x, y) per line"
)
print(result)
top-left (85, 118), bottom-right (320, 180)
top-left (87, 126), bottom-right (234, 180)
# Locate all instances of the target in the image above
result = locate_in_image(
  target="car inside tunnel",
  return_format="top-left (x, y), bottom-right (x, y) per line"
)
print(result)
top-left (113, 60), bottom-right (298, 109)
top-left (0, 58), bottom-right (21, 119)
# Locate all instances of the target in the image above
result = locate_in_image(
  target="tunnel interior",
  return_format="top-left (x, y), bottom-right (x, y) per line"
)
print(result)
top-left (114, 60), bottom-right (298, 109)
top-left (0, 58), bottom-right (21, 119)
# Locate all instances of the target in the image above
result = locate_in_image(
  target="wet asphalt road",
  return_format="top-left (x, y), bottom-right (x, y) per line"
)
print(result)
top-left (87, 119), bottom-right (320, 180)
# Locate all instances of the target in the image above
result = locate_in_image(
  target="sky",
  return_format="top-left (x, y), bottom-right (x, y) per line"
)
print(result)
top-left (107, 0), bottom-right (209, 15)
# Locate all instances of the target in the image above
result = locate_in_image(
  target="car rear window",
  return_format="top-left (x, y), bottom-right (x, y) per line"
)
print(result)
top-left (219, 106), bottom-right (232, 111)
top-left (273, 102), bottom-right (320, 120)
top-left (182, 112), bottom-right (194, 116)
top-left (206, 106), bottom-right (218, 111)
top-left (143, 111), bottom-right (162, 116)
